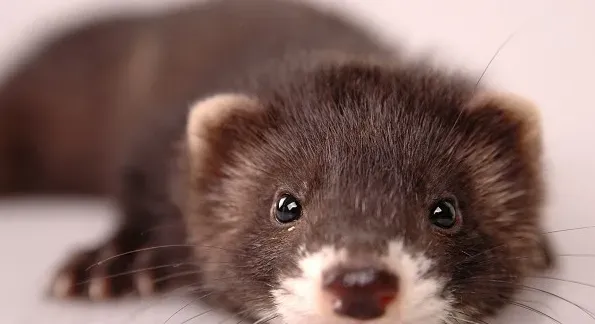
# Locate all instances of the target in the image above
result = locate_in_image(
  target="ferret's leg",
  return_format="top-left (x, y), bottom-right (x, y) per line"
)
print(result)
top-left (49, 167), bottom-right (195, 300)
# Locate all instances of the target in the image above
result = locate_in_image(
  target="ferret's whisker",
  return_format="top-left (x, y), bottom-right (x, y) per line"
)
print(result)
top-left (151, 270), bottom-right (203, 285)
top-left (163, 292), bottom-right (214, 324)
top-left (449, 287), bottom-right (570, 324)
top-left (443, 29), bottom-right (521, 156)
top-left (558, 253), bottom-right (595, 258)
top-left (85, 244), bottom-right (197, 271)
top-left (86, 244), bottom-right (272, 271)
top-left (447, 244), bottom-right (509, 269)
top-left (179, 308), bottom-right (216, 324)
top-left (508, 301), bottom-right (561, 323)
top-left (514, 297), bottom-right (557, 315)
top-left (116, 284), bottom-right (204, 324)
top-left (481, 280), bottom-right (595, 320)
top-left (474, 31), bottom-right (517, 90)
top-left (261, 315), bottom-right (281, 324)
top-left (82, 259), bottom-right (251, 287)
top-left (217, 309), bottom-right (252, 324)
top-left (545, 225), bottom-right (595, 234)
top-left (451, 278), bottom-right (593, 320)
top-left (75, 262), bottom-right (198, 285)
top-left (253, 314), bottom-right (280, 324)
top-left (450, 310), bottom-right (490, 324)
top-left (461, 253), bottom-right (595, 267)
top-left (159, 275), bottom-right (247, 298)
top-left (531, 276), bottom-right (595, 289)
top-left (444, 315), bottom-right (484, 324)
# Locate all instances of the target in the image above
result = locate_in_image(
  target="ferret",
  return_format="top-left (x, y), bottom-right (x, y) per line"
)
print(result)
top-left (0, 0), bottom-right (554, 323)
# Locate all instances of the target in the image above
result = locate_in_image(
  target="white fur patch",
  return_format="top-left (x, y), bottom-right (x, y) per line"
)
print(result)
top-left (51, 273), bottom-right (73, 298)
top-left (270, 240), bottom-right (450, 324)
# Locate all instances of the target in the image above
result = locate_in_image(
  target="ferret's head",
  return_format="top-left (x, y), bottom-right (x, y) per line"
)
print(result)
top-left (177, 60), bottom-right (554, 323)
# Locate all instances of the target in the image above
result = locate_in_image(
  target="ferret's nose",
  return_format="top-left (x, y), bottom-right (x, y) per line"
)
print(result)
top-left (322, 267), bottom-right (398, 320)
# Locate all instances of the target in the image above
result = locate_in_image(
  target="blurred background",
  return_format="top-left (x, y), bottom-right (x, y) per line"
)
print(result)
top-left (0, 0), bottom-right (594, 323)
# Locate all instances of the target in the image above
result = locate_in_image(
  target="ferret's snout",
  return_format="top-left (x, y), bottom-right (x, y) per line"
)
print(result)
top-left (322, 267), bottom-right (399, 320)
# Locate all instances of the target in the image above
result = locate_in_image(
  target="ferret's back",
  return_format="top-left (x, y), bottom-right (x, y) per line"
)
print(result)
top-left (0, 0), bottom-right (390, 196)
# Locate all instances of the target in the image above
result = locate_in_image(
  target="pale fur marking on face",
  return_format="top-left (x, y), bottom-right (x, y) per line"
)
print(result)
top-left (271, 240), bottom-right (451, 324)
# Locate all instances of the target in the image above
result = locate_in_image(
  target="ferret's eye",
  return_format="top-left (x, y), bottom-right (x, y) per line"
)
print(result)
top-left (275, 194), bottom-right (302, 223)
top-left (429, 200), bottom-right (458, 229)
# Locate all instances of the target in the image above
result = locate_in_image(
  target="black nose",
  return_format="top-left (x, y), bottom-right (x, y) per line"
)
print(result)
top-left (322, 267), bottom-right (399, 320)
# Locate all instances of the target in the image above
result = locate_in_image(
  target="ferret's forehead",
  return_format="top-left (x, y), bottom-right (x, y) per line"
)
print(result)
top-left (254, 64), bottom-right (496, 194)
top-left (278, 120), bottom-right (466, 193)
top-left (304, 62), bottom-right (474, 112)
top-left (268, 72), bottom-right (477, 164)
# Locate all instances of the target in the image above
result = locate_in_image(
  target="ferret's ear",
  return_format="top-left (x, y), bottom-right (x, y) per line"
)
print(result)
top-left (468, 92), bottom-right (554, 273)
top-left (467, 91), bottom-right (543, 159)
top-left (184, 93), bottom-right (264, 174)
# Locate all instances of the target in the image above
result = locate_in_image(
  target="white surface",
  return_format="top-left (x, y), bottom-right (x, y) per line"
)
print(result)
top-left (1, 0), bottom-right (594, 323)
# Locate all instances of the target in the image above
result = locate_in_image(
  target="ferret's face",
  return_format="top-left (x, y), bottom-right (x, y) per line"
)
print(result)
top-left (183, 63), bottom-right (553, 323)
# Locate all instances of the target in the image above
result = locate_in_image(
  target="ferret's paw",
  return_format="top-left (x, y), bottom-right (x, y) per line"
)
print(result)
top-left (48, 237), bottom-right (195, 300)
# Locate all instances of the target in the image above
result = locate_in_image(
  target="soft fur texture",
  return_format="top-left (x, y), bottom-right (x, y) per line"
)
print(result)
top-left (173, 59), bottom-right (553, 322)
top-left (0, 0), bottom-right (553, 323)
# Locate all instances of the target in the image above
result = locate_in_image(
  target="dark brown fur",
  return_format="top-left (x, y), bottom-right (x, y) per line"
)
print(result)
top-left (0, 0), bottom-right (392, 196)
top-left (0, 0), bottom-right (553, 322)
top-left (172, 58), bottom-right (553, 319)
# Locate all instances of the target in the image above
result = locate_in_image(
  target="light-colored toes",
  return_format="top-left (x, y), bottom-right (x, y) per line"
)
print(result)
top-left (88, 277), bottom-right (110, 300)
top-left (51, 272), bottom-right (74, 298)
top-left (135, 272), bottom-right (155, 297)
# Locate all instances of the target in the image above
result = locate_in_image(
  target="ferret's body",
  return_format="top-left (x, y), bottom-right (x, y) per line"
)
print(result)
top-left (0, 1), bottom-right (553, 323)
top-left (0, 0), bottom-right (391, 195)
